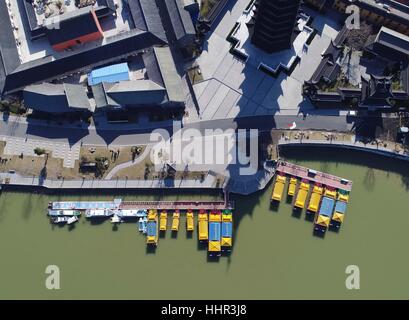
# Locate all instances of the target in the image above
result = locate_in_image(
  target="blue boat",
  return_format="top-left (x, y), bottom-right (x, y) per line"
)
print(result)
top-left (314, 196), bottom-right (335, 233)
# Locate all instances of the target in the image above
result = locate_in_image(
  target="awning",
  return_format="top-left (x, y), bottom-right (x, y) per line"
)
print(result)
top-left (316, 215), bottom-right (330, 227)
top-left (332, 212), bottom-right (344, 223)
top-left (208, 241), bottom-right (221, 252)
top-left (221, 237), bottom-right (232, 247)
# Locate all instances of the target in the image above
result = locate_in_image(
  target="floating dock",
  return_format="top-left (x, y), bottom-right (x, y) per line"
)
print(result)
top-left (50, 199), bottom-right (234, 211)
top-left (276, 161), bottom-right (353, 192)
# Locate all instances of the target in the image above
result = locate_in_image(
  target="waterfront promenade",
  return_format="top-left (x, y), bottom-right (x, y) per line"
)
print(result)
top-left (0, 161), bottom-right (275, 195)
top-left (278, 137), bottom-right (409, 161)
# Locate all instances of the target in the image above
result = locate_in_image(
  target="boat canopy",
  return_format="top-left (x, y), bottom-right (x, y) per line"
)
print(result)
top-left (334, 201), bottom-right (347, 214)
top-left (316, 215), bottom-right (330, 227)
top-left (221, 237), bottom-right (232, 247)
top-left (332, 212), bottom-right (345, 223)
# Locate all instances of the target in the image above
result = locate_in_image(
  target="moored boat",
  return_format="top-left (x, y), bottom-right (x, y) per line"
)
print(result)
top-left (314, 195), bottom-right (336, 233)
top-left (67, 216), bottom-right (79, 225)
top-left (146, 209), bottom-right (158, 246)
top-left (171, 210), bottom-right (180, 232)
top-left (198, 210), bottom-right (208, 242)
top-left (111, 214), bottom-right (123, 224)
top-left (271, 174), bottom-right (286, 202)
top-left (307, 184), bottom-right (323, 213)
top-left (294, 180), bottom-right (310, 209)
top-left (221, 209), bottom-right (233, 252)
top-left (208, 210), bottom-right (222, 257)
top-left (48, 210), bottom-right (81, 217)
top-left (51, 216), bottom-right (71, 224)
top-left (287, 177), bottom-right (297, 196)
top-left (337, 189), bottom-right (350, 203)
top-left (138, 217), bottom-right (148, 233)
top-left (186, 210), bottom-right (194, 231)
top-left (330, 200), bottom-right (347, 229)
top-left (85, 209), bottom-right (114, 218)
top-left (159, 210), bottom-right (168, 232)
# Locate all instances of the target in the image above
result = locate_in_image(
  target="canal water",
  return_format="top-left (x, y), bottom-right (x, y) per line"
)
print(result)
top-left (1, 147), bottom-right (409, 299)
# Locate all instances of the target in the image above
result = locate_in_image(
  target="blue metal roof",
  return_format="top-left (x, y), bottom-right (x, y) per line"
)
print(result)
top-left (334, 201), bottom-right (347, 214)
top-left (147, 221), bottom-right (157, 237)
top-left (222, 222), bottom-right (232, 238)
top-left (319, 197), bottom-right (335, 218)
top-left (88, 63), bottom-right (130, 86)
top-left (209, 222), bottom-right (221, 241)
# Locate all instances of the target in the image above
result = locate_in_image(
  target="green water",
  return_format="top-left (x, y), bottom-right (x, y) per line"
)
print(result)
top-left (1, 147), bottom-right (409, 299)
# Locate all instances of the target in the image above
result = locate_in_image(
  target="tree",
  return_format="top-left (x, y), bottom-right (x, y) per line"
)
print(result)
top-left (34, 147), bottom-right (46, 156)
top-left (345, 22), bottom-right (375, 52)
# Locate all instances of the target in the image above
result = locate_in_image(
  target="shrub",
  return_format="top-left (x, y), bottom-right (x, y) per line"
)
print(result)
top-left (34, 148), bottom-right (47, 156)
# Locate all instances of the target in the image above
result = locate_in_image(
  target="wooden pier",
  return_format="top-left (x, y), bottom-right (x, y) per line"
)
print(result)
top-left (276, 161), bottom-right (353, 192)
top-left (120, 200), bottom-right (234, 211)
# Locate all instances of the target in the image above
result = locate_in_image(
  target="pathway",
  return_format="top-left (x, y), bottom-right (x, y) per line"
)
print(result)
top-left (104, 145), bottom-right (151, 180)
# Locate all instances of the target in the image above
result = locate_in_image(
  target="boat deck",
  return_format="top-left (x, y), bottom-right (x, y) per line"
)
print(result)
top-left (276, 161), bottom-right (353, 192)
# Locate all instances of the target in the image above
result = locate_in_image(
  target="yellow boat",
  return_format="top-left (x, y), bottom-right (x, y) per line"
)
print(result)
top-left (146, 209), bottom-right (158, 246)
top-left (271, 175), bottom-right (287, 202)
top-left (198, 210), bottom-right (208, 241)
top-left (337, 190), bottom-right (350, 203)
top-left (208, 211), bottom-right (222, 256)
top-left (171, 210), bottom-right (180, 231)
top-left (287, 177), bottom-right (297, 196)
top-left (315, 214), bottom-right (331, 228)
top-left (294, 181), bottom-right (310, 209)
top-left (324, 189), bottom-right (337, 199)
top-left (331, 200), bottom-right (347, 227)
top-left (159, 210), bottom-right (167, 231)
top-left (186, 210), bottom-right (194, 231)
top-left (307, 185), bottom-right (323, 213)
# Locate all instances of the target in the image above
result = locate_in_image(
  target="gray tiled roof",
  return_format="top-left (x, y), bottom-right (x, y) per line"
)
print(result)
top-left (128, 0), bottom-right (168, 43)
top-left (64, 83), bottom-right (93, 112)
top-left (0, 0), bottom-right (20, 94)
top-left (24, 83), bottom-right (93, 113)
top-left (107, 80), bottom-right (167, 106)
top-left (375, 26), bottom-right (409, 55)
top-left (143, 46), bottom-right (184, 103)
top-left (164, 0), bottom-right (196, 42)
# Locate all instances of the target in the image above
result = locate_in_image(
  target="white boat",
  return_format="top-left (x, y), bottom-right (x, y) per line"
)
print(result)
top-left (118, 209), bottom-right (148, 218)
top-left (111, 215), bottom-right (122, 224)
top-left (138, 217), bottom-right (148, 233)
top-left (85, 209), bottom-right (115, 218)
top-left (51, 216), bottom-right (71, 224)
top-left (67, 216), bottom-right (79, 225)
top-left (48, 210), bottom-right (81, 217)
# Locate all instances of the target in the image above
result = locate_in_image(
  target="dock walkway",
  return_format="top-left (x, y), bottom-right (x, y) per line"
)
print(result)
top-left (276, 161), bottom-right (353, 191)
top-left (51, 200), bottom-right (234, 211)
